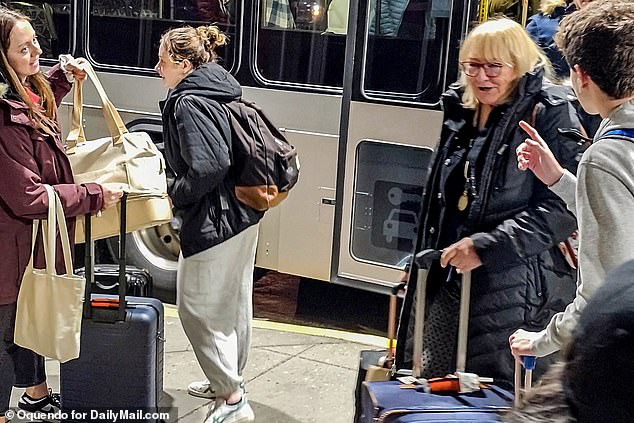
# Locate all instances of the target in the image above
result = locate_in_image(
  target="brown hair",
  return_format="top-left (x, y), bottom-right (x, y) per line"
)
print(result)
top-left (159, 25), bottom-right (227, 70)
top-left (555, 0), bottom-right (634, 99)
top-left (0, 8), bottom-right (58, 135)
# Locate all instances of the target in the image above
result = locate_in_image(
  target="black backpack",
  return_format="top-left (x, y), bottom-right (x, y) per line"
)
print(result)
top-left (223, 99), bottom-right (300, 211)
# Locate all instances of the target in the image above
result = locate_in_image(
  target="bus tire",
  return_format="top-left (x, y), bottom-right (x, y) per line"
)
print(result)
top-left (106, 224), bottom-right (179, 299)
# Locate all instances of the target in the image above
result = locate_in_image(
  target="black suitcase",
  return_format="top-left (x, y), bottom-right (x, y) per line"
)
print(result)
top-left (76, 264), bottom-right (153, 297)
top-left (60, 194), bottom-right (165, 421)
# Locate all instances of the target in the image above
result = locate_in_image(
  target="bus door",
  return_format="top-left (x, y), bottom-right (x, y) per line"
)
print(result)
top-left (331, 0), bottom-right (467, 290)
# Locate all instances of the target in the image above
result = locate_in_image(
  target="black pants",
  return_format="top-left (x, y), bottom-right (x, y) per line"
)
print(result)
top-left (0, 302), bottom-right (47, 416)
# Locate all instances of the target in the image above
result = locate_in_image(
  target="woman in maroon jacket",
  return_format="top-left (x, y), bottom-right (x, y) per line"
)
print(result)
top-left (0, 9), bottom-right (122, 420)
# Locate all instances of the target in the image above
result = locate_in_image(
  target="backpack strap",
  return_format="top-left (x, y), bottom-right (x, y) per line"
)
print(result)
top-left (603, 129), bottom-right (634, 139)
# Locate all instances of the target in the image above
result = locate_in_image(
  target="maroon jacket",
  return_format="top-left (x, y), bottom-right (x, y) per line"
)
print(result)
top-left (0, 65), bottom-right (103, 305)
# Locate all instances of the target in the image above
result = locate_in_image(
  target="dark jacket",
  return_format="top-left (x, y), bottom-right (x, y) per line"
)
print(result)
top-left (526, 6), bottom-right (570, 79)
top-left (0, 65), bottom-right (104, 305)
top-left (396, 68), bottom-right (583, 386)
top-left (160, 62), bottom-right (262, 258)
top-left (563, 260), bottom-right (634, 423)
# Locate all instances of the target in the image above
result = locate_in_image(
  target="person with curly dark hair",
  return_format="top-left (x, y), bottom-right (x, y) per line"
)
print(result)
top-left (511, 0), bottom-right (634, 364)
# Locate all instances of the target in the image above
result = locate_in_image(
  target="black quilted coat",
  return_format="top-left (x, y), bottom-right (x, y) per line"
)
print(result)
top-left (160, 62), bottom-right (262, 258)
top-left (396, 68), bottom-right (584, 387)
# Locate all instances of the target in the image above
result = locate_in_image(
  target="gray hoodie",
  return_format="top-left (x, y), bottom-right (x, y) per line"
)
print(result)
top-left (532, 99), bottom-right (634, 356)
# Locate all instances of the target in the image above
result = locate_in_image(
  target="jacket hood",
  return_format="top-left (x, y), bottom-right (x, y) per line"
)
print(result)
top-left (167, 62), bottom-right (241, 105)
top-left (0, 82), bottom-right (10, 99)
top-left (595, 99), bottom-right (634, 139)
top-left (0, 69), bottom-right (26, 103)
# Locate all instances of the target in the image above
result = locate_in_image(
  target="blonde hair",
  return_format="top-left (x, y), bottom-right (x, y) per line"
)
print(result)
top-left (160, 25), bottom-right (227, 69)
top-left (0, 8), bottom-right (58, 136)
top-left (488, 0), bottom-right (517, 15)
top-left (540, 0), bottom-right (565, 14)
top-left (458, 18), bottom-right (551, 109)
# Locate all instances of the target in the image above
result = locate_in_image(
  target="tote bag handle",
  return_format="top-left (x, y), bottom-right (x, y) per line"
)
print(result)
top-left (66, 61), bottom-right (129, 153)
top-left (32, 185), bottom-right (74, 276)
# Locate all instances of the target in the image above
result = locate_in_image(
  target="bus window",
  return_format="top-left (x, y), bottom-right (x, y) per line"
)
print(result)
top-left (351, 141), bottom-right (431, 268)
top-left (362, 0), bottom-right (452, 102)
top-left (254, 0), bottom-right (345, 87)
top-left (5, 0), bottom-right (72, 59)
top-left (86, 0), bottom-right (239, 70)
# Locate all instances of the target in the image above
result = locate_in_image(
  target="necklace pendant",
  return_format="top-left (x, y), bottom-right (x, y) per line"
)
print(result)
top-left (457, 191), bottom-right (469, 211)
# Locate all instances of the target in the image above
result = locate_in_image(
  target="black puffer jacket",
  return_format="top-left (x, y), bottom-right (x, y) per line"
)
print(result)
top-left (396, 68), bottom-right (583, 386)
top-left (160, 62), bottom-right (262, 257)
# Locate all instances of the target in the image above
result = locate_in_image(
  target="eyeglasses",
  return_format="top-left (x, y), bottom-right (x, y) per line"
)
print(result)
top-left (460, 62), bottom-right (509, 78)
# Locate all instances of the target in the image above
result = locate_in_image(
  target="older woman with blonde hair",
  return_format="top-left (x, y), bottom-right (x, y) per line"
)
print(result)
top-left (396, 18), bottom-right (584, 387)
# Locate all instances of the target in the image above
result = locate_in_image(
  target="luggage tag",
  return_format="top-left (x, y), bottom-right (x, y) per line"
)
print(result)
top-left (454, 372), bottom-right (494, 393)
top-left (396, 376), bottom-right (430, 392)
top-left (401, 373), bottom-right (494, 393)
top-left (366, 365), bottom-right (392, 382)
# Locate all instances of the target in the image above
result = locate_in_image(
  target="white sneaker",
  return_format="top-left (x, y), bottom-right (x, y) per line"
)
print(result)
top-left (187, 380), bottom-right (216, 399)
top-left (205, 397), bottom-right (254, 423)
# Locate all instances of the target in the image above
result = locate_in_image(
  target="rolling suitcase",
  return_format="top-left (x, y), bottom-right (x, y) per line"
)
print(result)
top-left (76, 264), bottom-right (153, 297)
top-left (60, 194), bottom-right (165, 422)
top-left (358, 249), bottom-right (515, 422)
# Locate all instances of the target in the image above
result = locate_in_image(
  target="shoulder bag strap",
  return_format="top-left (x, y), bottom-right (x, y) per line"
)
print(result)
top-left (603, 129), bottom-right (634, 138)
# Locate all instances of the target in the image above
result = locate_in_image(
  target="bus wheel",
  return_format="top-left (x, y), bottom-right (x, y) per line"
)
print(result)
top-left (106, 223), bottom-right (180, 300)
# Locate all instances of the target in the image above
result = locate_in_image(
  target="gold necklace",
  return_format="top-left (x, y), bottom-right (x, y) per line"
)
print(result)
top-left (457, 160), bottom-right (469, 211)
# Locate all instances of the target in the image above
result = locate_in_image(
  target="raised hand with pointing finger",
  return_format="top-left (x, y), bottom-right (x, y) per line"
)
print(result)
top-left (516, 120), bottom-right (565, 186)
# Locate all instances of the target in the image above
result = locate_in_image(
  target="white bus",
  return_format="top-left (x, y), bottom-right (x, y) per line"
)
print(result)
top-left (8, 0), bottom-right (489, 298)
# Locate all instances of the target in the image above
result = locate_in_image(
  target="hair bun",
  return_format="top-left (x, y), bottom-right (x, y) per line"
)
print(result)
top-left (196, 25), bottom-right (227, 52)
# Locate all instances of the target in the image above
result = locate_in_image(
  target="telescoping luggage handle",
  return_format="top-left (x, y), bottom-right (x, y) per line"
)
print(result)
top-left (412, 249), bottom-right (472, 379)
top-left (83, 192), bottom-right (128, 321)
top-left (386, 281), bottom-right (406, 363)
top-left (514, 356), bottom-right (536, 406)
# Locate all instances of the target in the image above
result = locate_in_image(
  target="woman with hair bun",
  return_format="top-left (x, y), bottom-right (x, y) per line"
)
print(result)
top-left (156, 25), bottom-right (261, 423)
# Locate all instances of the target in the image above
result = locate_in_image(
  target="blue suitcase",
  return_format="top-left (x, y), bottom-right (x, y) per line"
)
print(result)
top-left (359, 381), bottom-right (512, 422)
top-left (60, 296), bottom-right (164, 419)
top-left (357, 250), bottom-right (516, 422)
top-left (60, 195), bottom-right (165, 421)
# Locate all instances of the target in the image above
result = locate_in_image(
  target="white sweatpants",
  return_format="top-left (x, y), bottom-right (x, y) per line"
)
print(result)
top-left (177, 224), bottom-right (259, 396)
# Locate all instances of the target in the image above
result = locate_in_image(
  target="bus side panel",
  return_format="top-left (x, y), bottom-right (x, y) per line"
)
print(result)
top-left (277, 131), bottom-right (338, 281)
top-left (337, 101), bottom-right (443, 286)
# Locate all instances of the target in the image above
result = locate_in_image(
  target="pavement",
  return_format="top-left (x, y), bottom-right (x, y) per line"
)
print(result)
top-left (9, 305), bottom-right (385, 423)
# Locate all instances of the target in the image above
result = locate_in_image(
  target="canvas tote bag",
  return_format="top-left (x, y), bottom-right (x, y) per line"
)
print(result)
top-left (14, 185), bottom-right (85, 363)
top-left (66, 61), bottom-right (172, 243)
